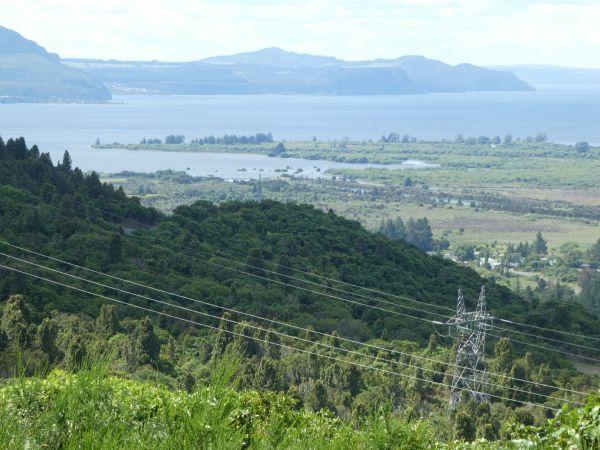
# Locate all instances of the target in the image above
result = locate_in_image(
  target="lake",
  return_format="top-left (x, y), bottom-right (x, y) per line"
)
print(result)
top-left (0, 84), bottom-right (598, 176)
top-left (75, 149), bottom-right (433, 179)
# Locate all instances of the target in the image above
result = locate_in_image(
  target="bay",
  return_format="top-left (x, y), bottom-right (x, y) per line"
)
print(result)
top-left (0, 84), bottom-right (598, 176)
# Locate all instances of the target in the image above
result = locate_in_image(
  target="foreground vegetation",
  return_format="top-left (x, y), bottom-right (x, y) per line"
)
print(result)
top-left (0, 364), bottom-right (437, 449)
top-left (0, 364), bottom-right (598, 449)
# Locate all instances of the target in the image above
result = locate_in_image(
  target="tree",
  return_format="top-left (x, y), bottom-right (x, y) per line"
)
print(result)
top-left (246, 249), bottom-right (266, 277)
top-left (455, 244), bottom-right (475, 262)
top-left (454, 411), bottom-right (476, 441)
top-left (231, 323), bottom-right (261, 357)
top-left (106, 233), bottom-right (123, 264)
top-left (254, 357), bottom-right (282, 392)
top-left (65, 335), bottom-right (86, 369)
top-left (1, 294), bottom-right (31, 348)
top-left (378, 217), bottom-right (406, 241)
top-left (534, 231), bottom-right (547, 255)
top-left (588, 239), bottom-right (600, 268)
top-left (579, 272), bottom-right (600, 308)
top-left (0, 329), bottom-right (6, 352)
top-left (427, 333), bottom-right (438, 352)
top-left (212, 312), bottom-right (233, 359)
top-left (403, 217), bottom-right (434, 251)
top-left (264, 329), bottom-right (281, 359)
top-left (269, 142), bottom-right (286, 157)
top-left (492, 337), bottom-right (513, 374)
top-left (306, 380), bottom-right (328, 412)
top-left (61, 151), bottom-right (72, 171)
top-left (503, 134), bottom-right (513, 145)
top-left (135, 317), bottom-right (161, 366)
top-left (36, 318), bottom-right (59, 363)
top-left (96, 304), bottom-right (120, 337)
top-left (165, 135), bottom-right (185, 144)
top-left (575, 141), bottom-right (590, 153)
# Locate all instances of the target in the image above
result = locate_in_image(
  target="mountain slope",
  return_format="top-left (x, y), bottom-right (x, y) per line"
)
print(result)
top-left (391, 56), bottom-right (532, 92)
top-left (65, 48), bottom-right (533, 95)
top-left (0, 26), bottom-right (111, 103)
top-left (492, 64), bottom-right (600, 85)
top-left (203, 46), bottom-right (340, 67)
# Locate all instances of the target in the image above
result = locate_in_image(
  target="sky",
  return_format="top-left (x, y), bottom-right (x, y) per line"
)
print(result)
top-left (1, 0), bottom-right (599, 67)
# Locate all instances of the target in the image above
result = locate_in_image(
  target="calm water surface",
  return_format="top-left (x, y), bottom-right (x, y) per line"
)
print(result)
top-left (0, 84), bottom-right (598, 176)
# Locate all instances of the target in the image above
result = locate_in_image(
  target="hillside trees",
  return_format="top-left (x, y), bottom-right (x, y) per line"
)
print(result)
top-left (1, 294), bottom-right (31, 348)
top-left (534, 231), bottom-right (548, 255)
top-left (0, 137), bottom-right (598, 433)
top-left (378, 216), bottom-right (435, 251)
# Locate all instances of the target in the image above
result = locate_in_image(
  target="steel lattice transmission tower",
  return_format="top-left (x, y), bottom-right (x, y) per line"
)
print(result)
top-left (446, 286), bottom-right (493, 406)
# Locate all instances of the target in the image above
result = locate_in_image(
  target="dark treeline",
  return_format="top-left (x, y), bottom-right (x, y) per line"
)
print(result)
top-left (378, 132), bottom-right (592, 153)
top-left (139, 133), bottom-right (273, 146)
top-left (380, 132), bottom-right (417, 143)
top-left (140, 135), bottom-right (185, 145)
top-left (191, 132), bottom-right (273, 145)
top-left (0, 137), bottom-right (159, 225)
top-left (378, 216), bottom-right (449, 252)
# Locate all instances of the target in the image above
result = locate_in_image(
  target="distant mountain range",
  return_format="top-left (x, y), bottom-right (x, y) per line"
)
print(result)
top-left (0, 26), bottom-right (111, 103)
top-left (0, 25), bottom-right (542, 100)
top-left (491, 65), bottom-right (600, 85)
top-left (64, 47), bottom-right (533, 95)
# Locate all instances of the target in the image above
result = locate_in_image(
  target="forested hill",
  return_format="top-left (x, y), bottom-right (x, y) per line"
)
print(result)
top-left (0, 137), bottom-right (598, 348)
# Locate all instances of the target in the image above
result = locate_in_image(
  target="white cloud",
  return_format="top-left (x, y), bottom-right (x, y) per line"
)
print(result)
top-left (0, 0), bottom-right (598, 66)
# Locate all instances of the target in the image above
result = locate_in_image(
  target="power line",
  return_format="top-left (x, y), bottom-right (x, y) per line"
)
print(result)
top-left (3, 255), bottom-right (582, 405)
top-left (28, 193), bottom-right (600, 340)
top-left (0, 240), bottom-right (442, 326)
top-left (12, 194), bottom-right (458, 315)
top-left (5, 226), bottom-right (595, 355)
top-left (4, 192), bottom-right (599, 349)
top-left (5, 190), bottom-right (598, 346)
top-left (0, 261), bottom-right (568, 411)
top-left (497, 317), bottom-right (600, 343)
top-left (0, 245), bottom-right (590, 398)
top-left (487, 331), bottom-right (600, 363)
top-left (492, 325), bottom-right (599, 352)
